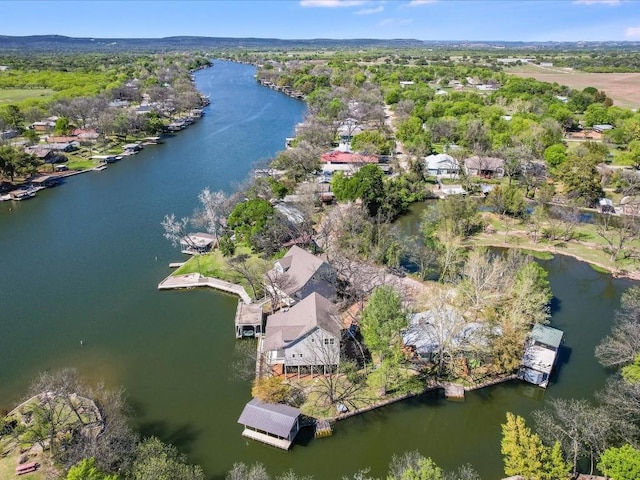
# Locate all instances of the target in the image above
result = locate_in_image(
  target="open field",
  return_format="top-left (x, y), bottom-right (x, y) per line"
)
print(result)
top-left (507, 64), bottom-right (640, 109)
top-left (0, 88), bottom-right (55, 105)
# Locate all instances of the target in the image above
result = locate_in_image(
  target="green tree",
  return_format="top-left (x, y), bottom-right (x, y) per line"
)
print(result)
top-left (557, 154), bottom-right (603, 207)
top-left (54, 116), bottom-right (72, 135)
top-left (501, 412), bottom-right (570, 480)
top-left (598, 444), bottom-right (640, 480)
top-left (67, 458), bottom-right (118, 480)
top-left (227, 198), bottom-right (275, 248)
top-left (509, 262), bottom-right (553, 327)
top-left (360, 285), bottom-right (408, 362)
top-left (621, 354), bottom-right (640, 384)
top-left (332, 164), bottom-right (386, 216)
top-left (131, 437), bottom-right (204, 480)
top-left (387, 452), bottom-right (443, 480)
top-left (543, 144), bottom-right (567, 170)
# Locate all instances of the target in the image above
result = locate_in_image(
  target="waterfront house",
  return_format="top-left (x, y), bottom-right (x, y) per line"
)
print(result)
top-left (424, 153), bottom-right (460, 178)
top-left (518, 324), bottom-right (563, 388)
top-left (263, 292), bottom-right (342, 376)
top-left (237, 398), bottom-right (301, 450)
top-left (180, 232), bottom-right (217, 255)
top-left (265, 245), bottom-right (336, 306)
top-left (402, 307), bottom-right (487, 360)
top-left (463, 155), bottom-right (505, 178)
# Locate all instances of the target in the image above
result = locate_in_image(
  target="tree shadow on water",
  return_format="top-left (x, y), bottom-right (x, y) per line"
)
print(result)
top-left (137, 419), bottom-right (202, 454)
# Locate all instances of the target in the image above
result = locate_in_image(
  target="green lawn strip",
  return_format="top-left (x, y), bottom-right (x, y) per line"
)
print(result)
top-left (0, 88), bottom-right (55, 105)
top-left (468, 215), bottom-right (640, 275)
top-left (171, 246), bottom-right (270, 297)
top-left (64, 154), bottom-right (98, 171)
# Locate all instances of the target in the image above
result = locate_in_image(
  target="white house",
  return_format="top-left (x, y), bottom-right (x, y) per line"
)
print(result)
top-left (263, 292), bottom-right (342, 376)
top-left (424, 153), bottom-right (460, 178)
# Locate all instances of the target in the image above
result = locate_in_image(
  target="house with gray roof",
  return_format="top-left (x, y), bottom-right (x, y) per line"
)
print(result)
top-left (237, 398), bottom-right (301, 450)
top-left (265, 245), bottom-right (336, 306)
top-left (263, 292), bottom-right (342, 376)
top-left (424, 153), bottom-right (460, 178)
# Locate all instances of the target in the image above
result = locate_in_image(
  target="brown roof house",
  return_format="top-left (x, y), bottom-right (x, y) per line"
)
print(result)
top-left (464, 155), bottom-right (505, 178)
top-left (265, 245), bottom-right (336, 306)
top-left (263, 292), bottom-right (342, 376)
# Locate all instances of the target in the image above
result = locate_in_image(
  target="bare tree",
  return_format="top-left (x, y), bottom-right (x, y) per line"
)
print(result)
top-left (534, 398), bottom-right (614, 475)
top-left (192, 188), bottom-right (227, 243)
top-left (596, 286), bottom-right (640, 368)
top-left (596, 213), bottom-right (640, 262)
top-left (161, 214), bottom-right (201, 272)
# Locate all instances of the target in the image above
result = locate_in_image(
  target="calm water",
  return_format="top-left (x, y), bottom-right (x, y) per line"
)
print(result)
top-left (0, 62), bottom-right (635, 480)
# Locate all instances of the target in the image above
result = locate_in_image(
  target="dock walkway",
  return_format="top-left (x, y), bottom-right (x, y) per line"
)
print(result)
top-left (158, 273), bottom-right (252, 304)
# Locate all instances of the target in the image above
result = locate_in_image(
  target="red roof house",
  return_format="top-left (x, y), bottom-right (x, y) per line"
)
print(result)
top-left (320, 151), bottom-right (378, 165)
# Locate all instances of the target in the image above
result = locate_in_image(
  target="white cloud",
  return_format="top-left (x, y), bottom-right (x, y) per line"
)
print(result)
top-left (625, 25), bottom-right (640, 38)
top-left (355, 5), bottom-right (384, 14)
top-left (407, 0), bottom-right (438, 5)
top-left (573, 0), bottom-right (621, 5)
top-left (379, 17), bottom-right (413, 26)
top-left (300, 0), bottom-right (367, 7)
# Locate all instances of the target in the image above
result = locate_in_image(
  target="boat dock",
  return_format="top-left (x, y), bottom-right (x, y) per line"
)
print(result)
top-left (158, 273), bottom-right (252, 304)
top-left (234, 300), bottom-right (265, 338)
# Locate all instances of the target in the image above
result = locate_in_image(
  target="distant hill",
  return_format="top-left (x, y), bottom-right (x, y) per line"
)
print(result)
top-left (0, 35), bottom-right (639, 53)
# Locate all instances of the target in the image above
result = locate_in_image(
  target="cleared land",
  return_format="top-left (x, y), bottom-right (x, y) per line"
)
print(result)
top-left (0, 88), bottom-right (55, 105)
top-left (507, 64), bottom-right (640, 109)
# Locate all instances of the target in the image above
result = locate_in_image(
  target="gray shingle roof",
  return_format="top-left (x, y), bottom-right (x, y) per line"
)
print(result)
top-left (237, 399), bottom-right (300, 438)
top-left (264, 293), bottom-right (341, 351)
top-left (271, 246), bottom-right (327, 296)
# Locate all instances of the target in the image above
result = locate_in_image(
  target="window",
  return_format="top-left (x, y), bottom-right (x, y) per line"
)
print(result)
top-left (329, 338), bottom-right (335, 345)
top-left (292, 354), bottom-right (296, 358)
top-left (324, 339), bottom-right (329, 345)
top-left (299, 353), bottom-right (303, 358)
top-left (311, 338), bottom-right (315, 343)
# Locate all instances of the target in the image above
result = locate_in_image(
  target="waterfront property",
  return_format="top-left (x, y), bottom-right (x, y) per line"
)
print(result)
top-left (234, 300), bottom-right (264, 338)
top-left (265, 245), bottom-right (337, 306)
top-left (237, 398), bottom-right (302, 450)
top-left (180, 232), bottom-right (218, 255)
top-left (263, 292), bottom-right (341, 377)
top-left (518, 324), bottom-right (564, 388)
top-left (424, 153), bottom-right (460, 178)
top-left (463, 155), bottom-right (505, 178)
top-left (402, 307), bottom-right (488, 360)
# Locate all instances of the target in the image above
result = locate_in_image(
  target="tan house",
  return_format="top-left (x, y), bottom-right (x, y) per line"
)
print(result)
top-left (265, 245), bottom-right (336, 306)
top-left (263, 292), bottom-right (342, 376)
top-left (464, 155), bottom-right (505, 178)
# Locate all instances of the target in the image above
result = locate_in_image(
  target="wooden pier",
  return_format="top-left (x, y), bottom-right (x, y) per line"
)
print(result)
top-left (158, 273), bottom-right (252, 304)
top-left (443, 383), bottom-right (465, 400)
top-left (314, 419), bottom-right (333, 438)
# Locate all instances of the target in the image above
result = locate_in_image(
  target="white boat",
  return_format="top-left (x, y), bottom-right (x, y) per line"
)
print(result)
top-left (10, 188), bottom-right (37, 200)
top-left (93, 164), bottom-right (108, 171)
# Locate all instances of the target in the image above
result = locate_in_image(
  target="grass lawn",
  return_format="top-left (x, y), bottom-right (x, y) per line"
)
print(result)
top-left (0, 454), bottom-right (48, 480)
top-left (172, 246), bottom-right (271, 299)
top-left (65, 156), bottom-right (98, 171)
top-left (0, 88), bottom-right (55, 105)
top-left (470, 212), bottom-right (640, 276)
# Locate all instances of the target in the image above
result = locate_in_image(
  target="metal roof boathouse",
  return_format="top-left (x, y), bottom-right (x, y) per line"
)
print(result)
top-left (237, 399), bottom-right (302, 450)
top-left (518, 324), bottom-right (564, 389)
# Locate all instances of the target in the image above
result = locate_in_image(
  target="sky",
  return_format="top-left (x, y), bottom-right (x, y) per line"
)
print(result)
top-left (1, 0), bottom-right (640, 42)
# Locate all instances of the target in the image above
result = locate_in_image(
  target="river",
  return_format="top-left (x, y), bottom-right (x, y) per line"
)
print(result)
top-left (0, 61), bottom-right (636, 480)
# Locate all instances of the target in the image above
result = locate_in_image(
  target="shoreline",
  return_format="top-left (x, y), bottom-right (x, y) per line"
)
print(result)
top-left (465, 234), bottom-right (640, 281)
